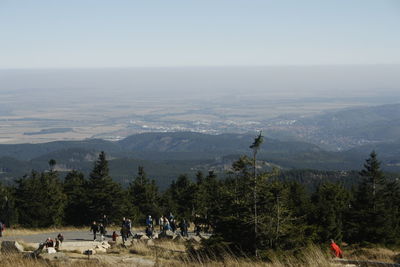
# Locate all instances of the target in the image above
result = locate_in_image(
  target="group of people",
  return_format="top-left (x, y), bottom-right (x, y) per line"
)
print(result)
top-left (90, 215), bottom-right (109, 241)
top-left (35, 233), bottom-right (64, 255)
top-left (120, 217), bottom-right (134, 241)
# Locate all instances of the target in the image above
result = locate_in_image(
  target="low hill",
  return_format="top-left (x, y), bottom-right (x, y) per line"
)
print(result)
top-left (0, 132), bottom-right (399, 189)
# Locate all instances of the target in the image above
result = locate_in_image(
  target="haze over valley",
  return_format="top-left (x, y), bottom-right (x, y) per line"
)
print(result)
top-left (1, 65), bottom-right (399, 151)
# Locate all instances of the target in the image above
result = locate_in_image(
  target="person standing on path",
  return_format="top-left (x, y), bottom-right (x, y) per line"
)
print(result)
top-left (0, 220), bottom-right (4, 237)
top-left (90, 221), bottom-right (99, 241)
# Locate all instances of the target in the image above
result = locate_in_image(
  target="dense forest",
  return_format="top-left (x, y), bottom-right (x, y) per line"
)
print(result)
top-left (1, 137), bottom-right (400, 259)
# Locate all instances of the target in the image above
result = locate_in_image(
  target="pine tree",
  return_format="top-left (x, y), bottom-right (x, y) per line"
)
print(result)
top-left (250, 132), bottom-right (263, 257)
top-left (310, 182), bottom-right (350, 242)
top-left (87, 151), bottom-right (125, 223)
top-left (163, 174), bottom-right (196, 219)
top-left (63, 170), bottom-right (88, 225)
top-left (14, 171), bottom-right (66, 227)
top-left (0, 183), bottom-right (17, 227)
top-left (128, 166), bottom-right (160, 222)
top-left (194, 171), bottom-right (220, 228)
top-left (347, 151), bottom-right (391, 244)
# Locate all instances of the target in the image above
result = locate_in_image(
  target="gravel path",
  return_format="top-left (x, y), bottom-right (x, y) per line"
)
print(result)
top-left (1, 230), bottom-right (111, 243)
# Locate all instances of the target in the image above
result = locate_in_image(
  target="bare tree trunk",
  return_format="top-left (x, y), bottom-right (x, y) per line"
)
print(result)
top-left (253, 150), bottom-right (258, 257)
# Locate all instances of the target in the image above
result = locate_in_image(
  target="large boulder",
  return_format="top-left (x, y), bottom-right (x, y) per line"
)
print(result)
top-left (1, 241), bottom-right (24, 253)
top-left (45, 247), bottom-right (57, 254)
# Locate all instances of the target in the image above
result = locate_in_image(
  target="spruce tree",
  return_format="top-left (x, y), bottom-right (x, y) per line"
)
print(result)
top-left (15, 171), bottom-right (66, 227)
top-left (87, 151), bottom-right (125, 223)
top-left (347, 151), bottom-right (391, 244)
top-left (128, 166), bottom-right (160, 222)
top-left (63, 170), bottom-right (88, 225)
top-left (310, 182), bottom-right (350, 242)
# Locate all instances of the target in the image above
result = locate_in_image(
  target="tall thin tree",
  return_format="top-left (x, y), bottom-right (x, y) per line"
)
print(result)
top-left (250, 131), bottom-right (263, 257)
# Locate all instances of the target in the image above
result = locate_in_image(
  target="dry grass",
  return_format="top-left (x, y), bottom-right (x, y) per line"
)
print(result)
top-left (0, 253), bottom-right (106, 267)
top-left (3, 235), bottom-right (400, 267)
top-left (3, 227), bottom-right (88, 236)
top-left (344, 246), bottom-right (400, 264)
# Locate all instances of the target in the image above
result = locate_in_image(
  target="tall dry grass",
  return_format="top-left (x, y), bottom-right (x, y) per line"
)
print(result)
top-left (3, 226), bottom-right (88, 236)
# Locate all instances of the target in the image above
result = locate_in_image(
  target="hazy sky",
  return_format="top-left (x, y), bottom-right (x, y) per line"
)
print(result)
top-left (1, 0), bottom-right (400, 68)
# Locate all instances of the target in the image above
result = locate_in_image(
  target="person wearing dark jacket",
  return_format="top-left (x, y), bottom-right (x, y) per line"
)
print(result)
top-left (0, 220), bottom-right (4, 237)
top-left (90, 221), bottom-right (99, 241)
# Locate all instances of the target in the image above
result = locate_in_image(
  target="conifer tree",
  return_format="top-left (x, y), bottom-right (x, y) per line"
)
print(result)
top-left (15, 171), bottom-right (66, 227)
top-left (63, 170), bottom-right (88, 225)
top-left (347, 151), bottom-right (391, 244)
top-left (87, 151), bottom-right (125, 223)
top-left (0, 183), bottom-right (17, 227)
top-left (128, 166), bottom-right (159, 222)
top-left (311, 182), bottom-right (350, 242)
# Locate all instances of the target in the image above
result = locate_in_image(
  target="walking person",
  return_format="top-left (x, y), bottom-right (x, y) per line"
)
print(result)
top-left (99, 223), bottom-right (106, 241)
top-left (180, 219), bottom-right (189, 237)
top-left (102, 215), bottom-right (109, 233)
top-left (0, 220), bottom-right (4, 237)
top-left (159, 216), bottom-right (164, 232)
top-left (90, 221), bottom-right (99, 241)
top-left (127, 219), bottom-right (133, 238)
top-left (146, 215), bottom-right (153, 230)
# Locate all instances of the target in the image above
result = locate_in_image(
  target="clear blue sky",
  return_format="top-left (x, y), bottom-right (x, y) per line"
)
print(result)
top-left (1, 0), bottom-right (399, 68)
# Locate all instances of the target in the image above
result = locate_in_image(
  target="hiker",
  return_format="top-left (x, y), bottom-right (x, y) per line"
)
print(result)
top-left (57, 233), bottom-right (64, 243)
top-left (164, 217), bottom-right (172, 231)
top-left (120, 218), bottom-right (128, 242)
top-left (159, 216), bottom-right (165, 232)
top-left (54, 238), bottom-right (61, 251)
top-left (195, 224), bottom-right (201, 236)
top-left (170, 218), bottom-right (177, 233)
top-left (112, 231), bottom-right (119, 241)
top-left (180, 219), bottom-right (189, 237)
top-left (126, 219), bottom-right (133, 237)
top-left (99, 223), bottom-right (106, 241)
top-left (146, 215), bottom-right (153, 229)
top-left (0, 220), bottom-right (4, 237)
top-left (45, 237), bottom-right (54, 248)
top-left (90, 221), bottom-right (99, 241)
top-left (330, 239), bottom-right (343, 258)
top-left (146, 225), bottom-right (153, 238)
top-left (102, 215), bottom-right (109, 233)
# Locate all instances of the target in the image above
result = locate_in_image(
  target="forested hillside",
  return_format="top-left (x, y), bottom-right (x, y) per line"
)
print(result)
top-left (1, 132), bottom-right (400, 188)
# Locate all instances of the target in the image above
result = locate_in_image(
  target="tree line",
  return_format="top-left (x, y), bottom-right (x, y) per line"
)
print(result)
top-left (1, 147), bottom-right (400, 257)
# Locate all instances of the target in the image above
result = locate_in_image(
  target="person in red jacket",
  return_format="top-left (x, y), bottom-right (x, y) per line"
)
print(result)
top-left (330, 239), bottom-right (343, 258)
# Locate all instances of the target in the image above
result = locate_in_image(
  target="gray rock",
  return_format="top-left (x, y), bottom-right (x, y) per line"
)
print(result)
top-left (1, 241), bottom-right (24, 253)
top-left (140, 235), bottom-right (150, 240)
top-left (146, 239), bottom-right (155, 246)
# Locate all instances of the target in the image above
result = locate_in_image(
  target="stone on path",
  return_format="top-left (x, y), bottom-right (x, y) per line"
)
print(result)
top-left (1, 241), bottom-right (24, 253)
top-left (45, 247), bottom-right (57, 254)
